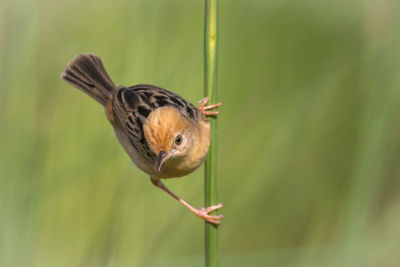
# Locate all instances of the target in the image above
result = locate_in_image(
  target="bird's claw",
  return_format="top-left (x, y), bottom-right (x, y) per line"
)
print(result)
top-left (196, 203), bottom-right (224, 225)
top-left (198, 97), bottom-right (222, 117)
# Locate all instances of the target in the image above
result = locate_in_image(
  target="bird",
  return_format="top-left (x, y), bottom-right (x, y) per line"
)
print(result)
top-left (61, 53), bottom-right (223, 225)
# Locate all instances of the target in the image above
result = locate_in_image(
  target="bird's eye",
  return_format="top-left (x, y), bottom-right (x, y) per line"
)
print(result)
top-left (175, 135), bottom-right (183, 145)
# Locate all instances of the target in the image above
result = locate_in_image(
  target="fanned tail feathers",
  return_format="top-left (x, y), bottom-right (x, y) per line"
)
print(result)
top-left (61, 53), bottom-right (116, 105)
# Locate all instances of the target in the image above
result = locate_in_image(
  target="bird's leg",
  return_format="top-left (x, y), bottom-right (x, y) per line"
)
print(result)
top-left (198, 97), bottom-right (222, 116)
top-left (150, 177), bottom-right (223, 225)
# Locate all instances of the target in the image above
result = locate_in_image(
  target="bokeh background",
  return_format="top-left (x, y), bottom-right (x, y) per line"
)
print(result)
top-left (1, 0), bottom-right (400, 266)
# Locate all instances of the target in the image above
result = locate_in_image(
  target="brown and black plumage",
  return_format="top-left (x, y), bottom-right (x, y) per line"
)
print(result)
top-left (61, 53), bottom-right (223, 224)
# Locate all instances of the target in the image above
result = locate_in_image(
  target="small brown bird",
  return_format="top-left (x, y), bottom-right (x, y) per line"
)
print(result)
top-left (61, 53), bottom-right (223, 224)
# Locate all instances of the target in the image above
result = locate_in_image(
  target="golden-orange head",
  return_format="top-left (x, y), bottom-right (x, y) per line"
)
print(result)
top-left (143, 106), bottom-right (205, 176)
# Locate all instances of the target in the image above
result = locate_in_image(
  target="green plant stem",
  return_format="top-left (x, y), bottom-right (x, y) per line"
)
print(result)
top-left (204, 0), bottom-right (219, 267)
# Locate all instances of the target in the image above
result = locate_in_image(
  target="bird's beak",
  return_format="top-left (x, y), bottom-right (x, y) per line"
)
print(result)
top-left (157, 151), bottom-right (169, 172)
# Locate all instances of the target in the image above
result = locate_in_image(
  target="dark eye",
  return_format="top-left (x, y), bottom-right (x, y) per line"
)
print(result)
top-left (175, 135), bottom-right (182, 145)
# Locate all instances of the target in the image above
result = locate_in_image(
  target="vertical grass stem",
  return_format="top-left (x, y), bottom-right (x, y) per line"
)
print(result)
top-left (204, 0), bottom-right (219, 267)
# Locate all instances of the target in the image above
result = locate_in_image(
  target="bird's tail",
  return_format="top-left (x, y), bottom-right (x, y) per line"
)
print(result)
top-left (61, 53), bottom-right (116, 106)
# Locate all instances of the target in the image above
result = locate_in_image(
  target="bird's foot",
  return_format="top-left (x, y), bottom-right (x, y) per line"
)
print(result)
top-left (195, 203), bottom-right (224, 225)
top-left (198, 97), bottom-right (222, 116)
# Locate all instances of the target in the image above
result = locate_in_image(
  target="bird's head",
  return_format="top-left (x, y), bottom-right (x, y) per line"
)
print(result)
top-left (143, 106), bottom-right (200, 174)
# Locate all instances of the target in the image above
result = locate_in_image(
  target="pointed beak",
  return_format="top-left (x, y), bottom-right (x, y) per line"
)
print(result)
top-left (157, 151), bottom-right (169, 172)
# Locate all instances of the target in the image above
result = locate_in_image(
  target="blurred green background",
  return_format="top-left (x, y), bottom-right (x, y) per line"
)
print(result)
top-left (1, 0), bottom-right (400, 266)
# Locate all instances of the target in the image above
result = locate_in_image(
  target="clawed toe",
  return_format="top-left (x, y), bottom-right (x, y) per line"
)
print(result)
top-left (202, 202), bottom-right (223, 213)
top-left (198, 97), bottom-right (222, 117)
top-left (203, 111), bottom-right (219, 116)
top-left (196, 203), bottom-right (224, 225)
